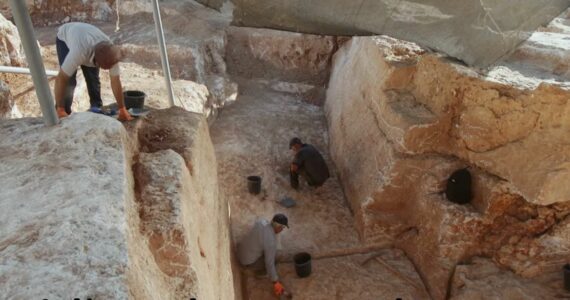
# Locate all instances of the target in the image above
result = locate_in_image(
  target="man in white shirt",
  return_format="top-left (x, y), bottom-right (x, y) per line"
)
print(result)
top-left (237, 213), bottom-right (289, 297)
top-left (55, 22), bottom-right (132, 121)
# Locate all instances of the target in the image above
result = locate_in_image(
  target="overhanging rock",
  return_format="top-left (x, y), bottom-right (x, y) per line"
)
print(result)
top-left (232, 0), bottom-right (570, 67)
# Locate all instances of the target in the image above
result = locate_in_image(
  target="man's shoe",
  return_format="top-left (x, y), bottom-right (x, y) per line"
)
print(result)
top-left (88, 106), bottom-right (103, 114)
top-left (88, 106), bottom-right (117, 116)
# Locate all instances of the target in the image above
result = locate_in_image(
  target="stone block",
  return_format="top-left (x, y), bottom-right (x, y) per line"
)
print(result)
top-left (232, 0), bottom-right (569, 67)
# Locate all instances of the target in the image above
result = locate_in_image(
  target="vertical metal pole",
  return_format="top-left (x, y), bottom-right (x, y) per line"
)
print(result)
top-left (151, 0), bottom-right (175, 107)
top-left (8, 0), bottom-right (58, 126)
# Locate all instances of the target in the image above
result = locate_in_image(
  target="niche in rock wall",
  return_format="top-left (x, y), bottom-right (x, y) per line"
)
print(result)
top-left (445, 168), bottom-right (472, 205)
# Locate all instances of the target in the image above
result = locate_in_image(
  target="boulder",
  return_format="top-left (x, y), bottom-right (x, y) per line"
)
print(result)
top-left (450, 257), bottom-right (566, 299)
top-left (226, 26), bottom-right (338, 85)
top-left (134, 107), bottom-right (235, 300)
top-left (0, 114), bottom-right (137, 299)
top-left (111, 2), bottom-right (236, 120)
top-left (325, 36), bottom-right (570, 299)
top-left (194, 0), bottom-right (225, 11)
top-left (0, 12), bottom-right (25, 66)
top-left (0, 80), bottom-right (21, 118)
top-left (232, 0), bottom-right (569, 67)
top-left (0, 0), bottom-right (115, 26)
top-left (0, 111), bottom-right (235, 299)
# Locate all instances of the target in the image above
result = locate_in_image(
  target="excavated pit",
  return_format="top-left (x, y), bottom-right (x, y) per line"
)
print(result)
top-left (1, 1), bottom-right (570, 299)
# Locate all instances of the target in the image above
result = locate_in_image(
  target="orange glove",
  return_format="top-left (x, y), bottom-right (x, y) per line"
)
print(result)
top-left (273, 281), bottom-right (284, 296)
top-left (117, 107), bottom-right (133, 121)
top-left (57, 107), bottom-right (69, 118)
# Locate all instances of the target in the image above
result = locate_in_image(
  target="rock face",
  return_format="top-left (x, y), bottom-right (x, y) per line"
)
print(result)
top-left (0, 12), bottom-right (25, 66)
top-left (226, 27), bottom-right (342, 105)
top-left (0, 80), bottom-right (21, 118)
top-left (450, 258), bottom-right (568, 299)
top-left (0, 0), bottom-right (115, 26)
top-left (0, 110), bottom-right (235, 299)
top-left (325, 36), bottom-right (570, 299)
top-left (226, 27), bottom-right (337, 85)
top-left (195, 0), bottom-right (225, 11)
top-left (232, 0), bottom-right (569, 67)
top-left (135, 107), bottom-right (235, 300)
top-left (110, 0), bottom-right (237, 120)
top-left (0, 114), bottom-right (135, 299)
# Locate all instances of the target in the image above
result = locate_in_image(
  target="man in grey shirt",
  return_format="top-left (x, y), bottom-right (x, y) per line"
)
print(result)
top-left (238, 213), bottom-right (289, 297)
top-left (54, 22), bottom-right (132, 121)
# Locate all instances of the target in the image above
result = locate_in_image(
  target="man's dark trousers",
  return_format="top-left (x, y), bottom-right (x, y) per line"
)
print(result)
top-left (56, 38), bottom-right (102, 114)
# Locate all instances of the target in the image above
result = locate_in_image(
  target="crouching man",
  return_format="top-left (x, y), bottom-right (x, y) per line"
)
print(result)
top-left (289, 137), bottom-right (330, 190)
top-left (237, 213), bottom-right (290, 297)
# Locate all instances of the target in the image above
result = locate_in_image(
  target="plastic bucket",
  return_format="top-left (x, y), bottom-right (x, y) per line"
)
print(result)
top-left (294, 252), bottom-right (312, 278)
top-left (123, 90), bottom-right (146, 109)
top-left (247, 176), bottom-right (261, 194)
top-left (562, 264), bottom-right (570, 292)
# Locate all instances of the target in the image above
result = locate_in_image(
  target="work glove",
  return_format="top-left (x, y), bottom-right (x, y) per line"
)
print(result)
top-left (273, 281), bottom-right (285, 296)
top-left (117, 107), bottom-right (133, 121)
top-left (57, 107), bottom-right (69, 118)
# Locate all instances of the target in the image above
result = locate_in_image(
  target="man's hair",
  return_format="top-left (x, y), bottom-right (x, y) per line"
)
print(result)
top-left (272, 213), bottom-right (289, 228)
top-left (94, 42), bottom-right (122, 68)
top-left (289, 137), bottom-right (302, 149)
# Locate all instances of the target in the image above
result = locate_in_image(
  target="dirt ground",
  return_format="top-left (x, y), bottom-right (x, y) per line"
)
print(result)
top-left (210, 80), bottom-right (424, 299)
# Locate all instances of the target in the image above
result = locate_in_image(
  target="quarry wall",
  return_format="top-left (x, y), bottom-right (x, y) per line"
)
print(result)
top-left (325, 36), bottom-right (570, 299)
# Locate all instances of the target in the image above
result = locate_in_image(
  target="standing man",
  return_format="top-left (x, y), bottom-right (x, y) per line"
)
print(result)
top-left (237, 213), bottom-right (289, 297)
top-left (289, 137), bottom-right (330, 190)
top-left (54, 22), bottom-right (132, 121)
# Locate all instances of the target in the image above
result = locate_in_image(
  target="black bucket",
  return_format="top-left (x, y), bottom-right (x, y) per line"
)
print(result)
top-left (124, 90), bottom-right (146, 109)
top-left (562, 264), bottom-right (570, 292)
top-left (247, 176), bottom-right (261, 194)
top-left (294, 252), bottom-right (312, 278)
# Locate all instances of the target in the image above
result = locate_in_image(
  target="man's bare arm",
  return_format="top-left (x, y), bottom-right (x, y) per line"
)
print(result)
top-left (110, 75), bottom-right (125, 108)
top-left (54, 70), bottom-right (70, 109)
top-left (110, 74), bottom-right (133, 121)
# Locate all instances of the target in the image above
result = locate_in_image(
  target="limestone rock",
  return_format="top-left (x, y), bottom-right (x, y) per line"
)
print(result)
top-left (195, 0), bottom-right (225, 11)
top-left (0, 80), bottom-right (21, 118)
top-left (0, 111), bottom-right (235, 299)
top-left (134, 107), bottom-right (235, 300)
top-left (226, 26), bottom-right (338, 85)
top-left (0, 113), bottom-right (135, 299)
top-left (325, 36), bottom-right (570, 299)
top-left (232, 0), bottom-right (569, 67)
top-left (111, 1), bottom-right (235, 119)
top-left (0, 12), bottom-right (25, 66)
top-left (450, 257), bottom-right (567, 299)
top-left (116, 63), bottom-right (210, 114)
top-left (0, 0), bottom-right (115, 26)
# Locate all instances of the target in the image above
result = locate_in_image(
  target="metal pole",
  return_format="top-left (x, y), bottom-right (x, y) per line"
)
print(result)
top-left (151, 0), bottom-right (175, 107)
top-left (0, 66), bottom-right (58, 77)
top-left (8, 0), bottom-right (58, 126)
